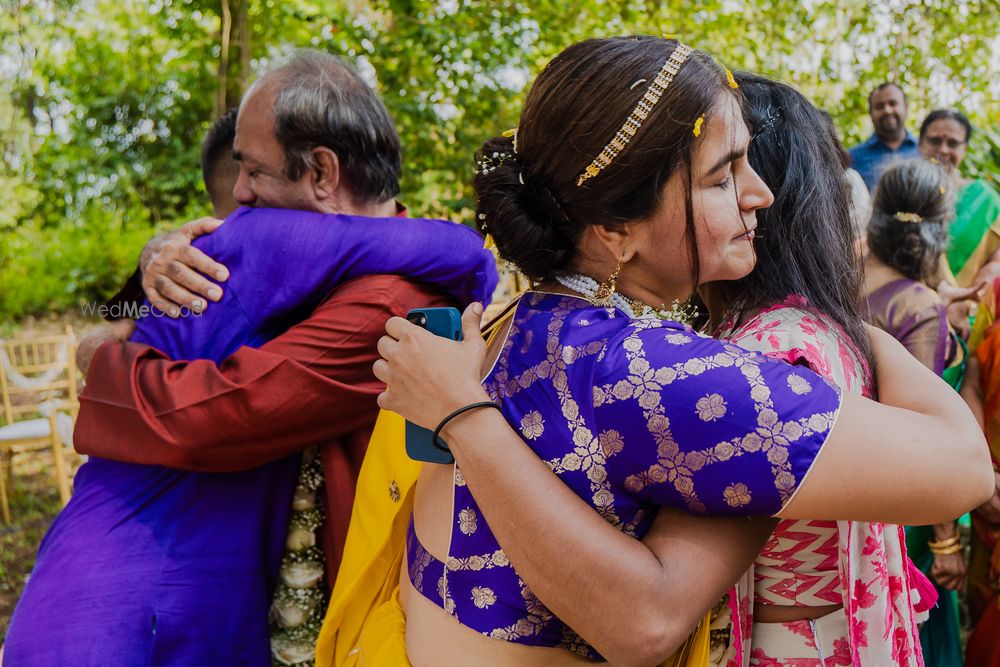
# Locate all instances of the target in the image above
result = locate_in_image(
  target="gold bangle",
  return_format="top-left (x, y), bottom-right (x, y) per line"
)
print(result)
top-left (930, 543), bottom-right (964, 556)
top-left (927, 536), bottom-right (960, 549)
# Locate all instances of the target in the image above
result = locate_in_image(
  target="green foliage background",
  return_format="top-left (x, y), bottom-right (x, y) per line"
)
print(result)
top-left (1, 0), bottom-right (998, 320)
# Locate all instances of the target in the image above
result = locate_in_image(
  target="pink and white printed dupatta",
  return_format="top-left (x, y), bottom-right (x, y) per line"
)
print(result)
top-left (717, 296), bottom-right (931, 667)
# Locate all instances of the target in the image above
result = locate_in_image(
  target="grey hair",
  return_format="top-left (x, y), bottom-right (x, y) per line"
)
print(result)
top-left (252, 49), bottom-right (402, 202)
top-left (866, 158), bottom-right (954, 282)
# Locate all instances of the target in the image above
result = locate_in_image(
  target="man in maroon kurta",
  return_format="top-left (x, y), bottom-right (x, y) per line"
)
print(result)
top-left (73, 51), bottom-right (449, 584)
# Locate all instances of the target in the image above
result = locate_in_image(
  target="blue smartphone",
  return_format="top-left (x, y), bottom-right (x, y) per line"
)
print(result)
top-left (404, 307), bottom-right (462, 464)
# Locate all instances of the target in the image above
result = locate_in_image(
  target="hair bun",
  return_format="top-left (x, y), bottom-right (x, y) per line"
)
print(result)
top-left (873, 159), bottom-right (953, 228)
top-left (867, 159), bottom-right (952, 281)
top-left (474, 135), bottom-right (578, 281)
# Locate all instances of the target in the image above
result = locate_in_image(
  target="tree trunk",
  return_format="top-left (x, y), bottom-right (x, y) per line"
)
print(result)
top-left (234, 0), bottom-right (251, 107)
top-left (213, 0), bottom-right (232, 119)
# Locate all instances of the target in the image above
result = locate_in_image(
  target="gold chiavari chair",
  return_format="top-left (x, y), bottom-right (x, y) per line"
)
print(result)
top-left (0, 326), bottom-right (78, 524)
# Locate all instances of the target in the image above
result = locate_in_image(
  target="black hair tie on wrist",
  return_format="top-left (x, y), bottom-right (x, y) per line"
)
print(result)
top-left (432, 401), bottom-right (503, 453)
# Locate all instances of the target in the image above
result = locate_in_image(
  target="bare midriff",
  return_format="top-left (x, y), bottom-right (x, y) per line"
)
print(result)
top-left (753, 602), bottom-right (843, 624)
top-left (401, 465), bottom-right (603, 666)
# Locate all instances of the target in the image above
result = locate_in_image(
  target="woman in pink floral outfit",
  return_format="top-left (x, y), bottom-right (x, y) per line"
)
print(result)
top-left (693, 73), bottom-right (932, 666)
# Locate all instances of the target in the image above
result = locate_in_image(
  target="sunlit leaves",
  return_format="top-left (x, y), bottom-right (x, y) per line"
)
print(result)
top-left (0, 0), bottom-right (997, 318)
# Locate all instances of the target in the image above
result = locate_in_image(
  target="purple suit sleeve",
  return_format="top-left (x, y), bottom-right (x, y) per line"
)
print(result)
top-left (130, 207), bottom-right (498, 363)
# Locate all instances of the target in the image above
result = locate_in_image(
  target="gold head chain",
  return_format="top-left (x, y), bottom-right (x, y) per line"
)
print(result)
top-left (576, 43), bottom-right (694, 187)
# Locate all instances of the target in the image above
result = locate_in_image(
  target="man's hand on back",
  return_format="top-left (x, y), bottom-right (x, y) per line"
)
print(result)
top-left (141, 217), bottom-right (230, 317)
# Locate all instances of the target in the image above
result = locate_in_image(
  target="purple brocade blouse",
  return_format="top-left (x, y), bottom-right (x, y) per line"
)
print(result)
top-left (407, 292), bottom-right (842, 659)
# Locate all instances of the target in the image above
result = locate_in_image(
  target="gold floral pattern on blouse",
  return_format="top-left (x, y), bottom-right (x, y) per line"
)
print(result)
top-left (787, 373), bottom-right (813, 395)
top-left (488, 579), bottom-right (554, 642)
top-left (409, 541), bottom-right (434, 590)
top-left (471, 586), bottom-right (497, 609)
top-left (458, 507), bottom-right (478, 536)
top-left (437, 574), bottom-right (456, 615)
top-left (447, 548), bottom-right (511, 572)
top-left (437, 574), bottom-right (447, 600)
top-left (559, 627), bottom-right (594, 657)
top-left (519, 328), bottom-right (534, 354)
top-left (696, 393), bottom-right (727, 421)
top-left (723, 483), bottom-right (752, 508)
top-left (496, 306), bottom-right (624, 529)
top-left (520, 410), bottom-right (545, 440)
top-left (602, 328), bottom-right (836, 511)
top-left (599, 429), bottom-right (624, 457)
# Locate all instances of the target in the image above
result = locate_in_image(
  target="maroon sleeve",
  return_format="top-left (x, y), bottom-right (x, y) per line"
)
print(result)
top-left (74, 275), bottom-right (450, 471)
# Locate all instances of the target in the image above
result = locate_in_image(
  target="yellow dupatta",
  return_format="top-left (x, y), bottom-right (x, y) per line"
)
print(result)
top-left (315, 306), bottom-right (516, 666)
top-left (314, 298), bottom-right (709, 667)
top-left (314, 409), bottom-right (417, 666)
top-left (661, 619), bottom-right (711, 667)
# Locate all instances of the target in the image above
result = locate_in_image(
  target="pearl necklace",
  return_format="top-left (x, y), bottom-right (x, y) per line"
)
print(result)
top-left (555, 273), bottom-right (640, 316)
top-left (554, 273), bottom-right (697, 322)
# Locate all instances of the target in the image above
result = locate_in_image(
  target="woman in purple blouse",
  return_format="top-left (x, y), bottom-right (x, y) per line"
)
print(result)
top-left (373, 37), bottom-right (990, 666)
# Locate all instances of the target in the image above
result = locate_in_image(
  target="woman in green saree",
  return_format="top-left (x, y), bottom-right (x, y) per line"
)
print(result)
top-left (919, 108), bottom-right (1000, 666)
top-left (920, 109), bottom-right (1000, 289)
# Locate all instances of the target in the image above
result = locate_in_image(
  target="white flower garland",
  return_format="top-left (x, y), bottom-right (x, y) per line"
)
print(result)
top-left (270, 447), bottom-right (328, 667)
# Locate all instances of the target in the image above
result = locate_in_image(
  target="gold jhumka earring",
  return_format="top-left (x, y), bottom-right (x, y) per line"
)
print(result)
top-left (593, 254), bottom-right (625, 307)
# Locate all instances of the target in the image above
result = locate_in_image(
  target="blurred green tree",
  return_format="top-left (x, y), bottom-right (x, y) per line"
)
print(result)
top-left (0, 0), bottom-right (997, 318)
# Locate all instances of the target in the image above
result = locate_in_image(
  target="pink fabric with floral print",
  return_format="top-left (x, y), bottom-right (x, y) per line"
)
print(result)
top-left (749, 611), bottom-right (852, 666)
top-left (717, 296), bottom-right (926, 667)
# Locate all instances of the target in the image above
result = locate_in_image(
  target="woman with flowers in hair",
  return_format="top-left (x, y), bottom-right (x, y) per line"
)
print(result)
top-left (340, 37), bottom-right (989, 667)
top-left (863, 158), bottom-right (967, 667)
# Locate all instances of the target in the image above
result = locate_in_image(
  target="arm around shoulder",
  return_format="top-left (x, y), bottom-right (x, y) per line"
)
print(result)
top-left (779, 326), bottom-right (993, 524)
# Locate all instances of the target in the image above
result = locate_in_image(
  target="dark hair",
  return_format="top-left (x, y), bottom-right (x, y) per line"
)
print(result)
top-left (260, 49), bottom-right (402, 202)
top-left (474, 37), bottom-right (732, 283)
top-left (919, 108), bottom-right (973, 143)
top-left (866, 159), bottom-right (953, 282)
top-left (716, 72), bottom-right (875, 382)
top-left (200, 108), bottom-right (238, 190)
top-left (868, 81), bottom-right (907, 108)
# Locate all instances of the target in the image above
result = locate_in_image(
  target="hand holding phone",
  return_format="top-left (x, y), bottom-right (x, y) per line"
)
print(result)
top-left (403, 307), bottom-right (463, 464)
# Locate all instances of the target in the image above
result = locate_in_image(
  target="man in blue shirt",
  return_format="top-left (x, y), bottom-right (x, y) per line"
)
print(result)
top-left (849, 82), bottom-right (920, 190)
